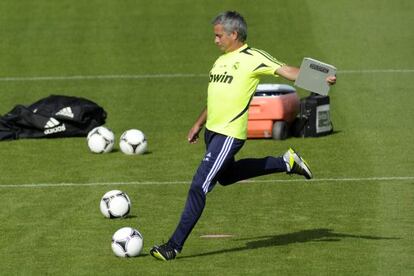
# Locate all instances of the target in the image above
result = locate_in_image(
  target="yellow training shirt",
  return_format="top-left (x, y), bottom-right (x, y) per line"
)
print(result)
top-left (206, 44), bottom-right (285, 139)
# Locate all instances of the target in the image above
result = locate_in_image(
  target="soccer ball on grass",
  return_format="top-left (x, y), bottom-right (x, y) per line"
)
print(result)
top-left (100, 190), bottom-right (131, 218)
top-left (111, 227), bottom-right (144, 257)
top-left (87, 126), bottom-right (115, 153)
top-left (119, 129), bottom-right (147, 155)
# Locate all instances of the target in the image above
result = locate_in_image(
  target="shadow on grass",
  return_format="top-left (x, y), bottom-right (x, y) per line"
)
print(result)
top-left (122, 215), bottom-right (138, 219)
top-left (181, 228), bottom-right (399, 259)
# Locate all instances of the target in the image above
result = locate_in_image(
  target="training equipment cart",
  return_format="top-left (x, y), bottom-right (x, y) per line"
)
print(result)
top-left (247, 84), bottom-right (300, 140)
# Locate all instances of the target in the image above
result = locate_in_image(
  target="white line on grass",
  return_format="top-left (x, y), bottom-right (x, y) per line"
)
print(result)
top-left (338, 69), bottom-right (414, 74)
top-left (0, 73), bottom-right (206, 82)
top-left (0, 69), bottom-right (413, 82)
top-left (0, 176), bottom-right (412, 189)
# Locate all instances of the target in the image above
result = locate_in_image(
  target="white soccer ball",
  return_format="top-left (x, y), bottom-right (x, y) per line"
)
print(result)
top-left (87, 126), bottom-right (115, 153)
top-left (111, 227), bottom-right (144, 257)
top-left (119, 129), bottom-right (147, 155)
top-left (100, 190), bottom-right (131, 218)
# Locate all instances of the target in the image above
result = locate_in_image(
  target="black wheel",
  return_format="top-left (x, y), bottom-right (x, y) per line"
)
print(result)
top-left (272, 121), bottom-right (288, 140)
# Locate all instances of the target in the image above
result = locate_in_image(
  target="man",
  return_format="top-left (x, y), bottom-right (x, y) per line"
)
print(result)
top-left (150, 11), bottom-right (336, 261)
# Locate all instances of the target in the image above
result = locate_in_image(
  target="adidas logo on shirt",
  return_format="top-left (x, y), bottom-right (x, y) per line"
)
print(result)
top-left (44, 117), bottom-right (66, 135)
top-left (55, 107), bottom-right (74, 118)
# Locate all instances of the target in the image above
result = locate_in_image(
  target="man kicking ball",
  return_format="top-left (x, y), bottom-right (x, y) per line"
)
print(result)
top-left (150, 10), bottom-right (336, 261)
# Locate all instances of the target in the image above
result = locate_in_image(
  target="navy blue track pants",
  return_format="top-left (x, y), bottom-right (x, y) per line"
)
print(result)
top-left (169, 129), bottom-right (287, 251)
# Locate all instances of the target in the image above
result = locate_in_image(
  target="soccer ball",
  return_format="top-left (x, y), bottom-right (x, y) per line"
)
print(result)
top-left (100, 190), bottom-right (131, 218)
top-left (87, 126), bottom-right (115, 153)
top-left (111, 227), bottom-right (144, 257)
top-left (119, 129), bottom-right (147, 155)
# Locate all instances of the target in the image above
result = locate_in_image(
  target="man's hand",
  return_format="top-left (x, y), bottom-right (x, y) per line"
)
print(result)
top-left (188, 125), bottom-right (202, 144)
top-left (187, 108), bottom-right (207, 144)
top-left (327, 75), bottom-right (337, 85)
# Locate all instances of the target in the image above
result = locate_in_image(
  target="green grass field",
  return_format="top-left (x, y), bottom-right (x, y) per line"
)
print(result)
top-left (0, 0), bottom-right (413, 275)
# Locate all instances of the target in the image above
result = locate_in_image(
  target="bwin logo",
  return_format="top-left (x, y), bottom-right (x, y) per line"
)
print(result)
top-left (209, 72), bottom-right (233, 84)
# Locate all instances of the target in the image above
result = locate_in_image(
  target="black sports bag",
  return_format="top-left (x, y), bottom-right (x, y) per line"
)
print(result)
top-left (0, 95), bottom-right (106, 140)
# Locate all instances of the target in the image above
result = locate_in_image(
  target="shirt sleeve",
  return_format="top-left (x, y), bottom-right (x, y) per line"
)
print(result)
top-left (251, 48), bottom-right (285, 77)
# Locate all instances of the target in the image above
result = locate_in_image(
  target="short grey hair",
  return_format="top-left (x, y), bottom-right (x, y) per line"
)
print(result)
top-left (212, 11), bottom-right (247, 42)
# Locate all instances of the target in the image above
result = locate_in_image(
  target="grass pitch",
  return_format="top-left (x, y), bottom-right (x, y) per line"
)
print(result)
top-left (0, 0), bottom-right (413, 275)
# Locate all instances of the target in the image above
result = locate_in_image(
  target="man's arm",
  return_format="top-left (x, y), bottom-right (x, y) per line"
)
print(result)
top-left (276, 65), bottom-right (300, 81)
top-left (187, 107), bottom-right (207, 144)
top-left (276, 65), bottom-right (337, 84)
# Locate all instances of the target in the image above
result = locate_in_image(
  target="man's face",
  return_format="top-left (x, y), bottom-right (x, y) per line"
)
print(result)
top-left (214, 24), bottom-right (237, 53)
